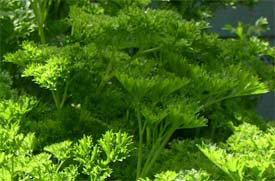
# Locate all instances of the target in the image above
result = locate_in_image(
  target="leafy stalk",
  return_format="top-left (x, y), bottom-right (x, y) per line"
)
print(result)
top-left (141, 125), bottom-right (176, 177)
top-left (60, 81), bottom-right (69, 108)
top-left (32, 0), bottom-right (53, 44)
top-left (38, 26), bottom-right (46, 44)
top-left (136, 106), bottom-right (144, 179)
top-left (52, 91), bottom-right (61, 111)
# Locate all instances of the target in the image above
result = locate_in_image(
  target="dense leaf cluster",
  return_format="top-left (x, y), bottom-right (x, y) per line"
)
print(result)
top-left (0, 79), bottom-right (133, 180)
top-left (0, 0), bottom-right (274, 180)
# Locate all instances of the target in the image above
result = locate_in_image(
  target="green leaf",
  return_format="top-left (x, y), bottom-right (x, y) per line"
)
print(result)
top-left (44, 141), bottom-right (73, 161)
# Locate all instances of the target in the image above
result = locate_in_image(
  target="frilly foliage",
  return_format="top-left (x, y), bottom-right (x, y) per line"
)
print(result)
top-left (152, 123), bottom-right (275, 180)
top-left (0, 0), bottom-right (274, 180)
top-left (140, 169), bottom-right (211, 181)
top-left (198, 123), bottom-right (275, 181)
top-left (0, 78), bottom-right (133, 180)
top-left (0, 96), bottom-right (133, 180)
